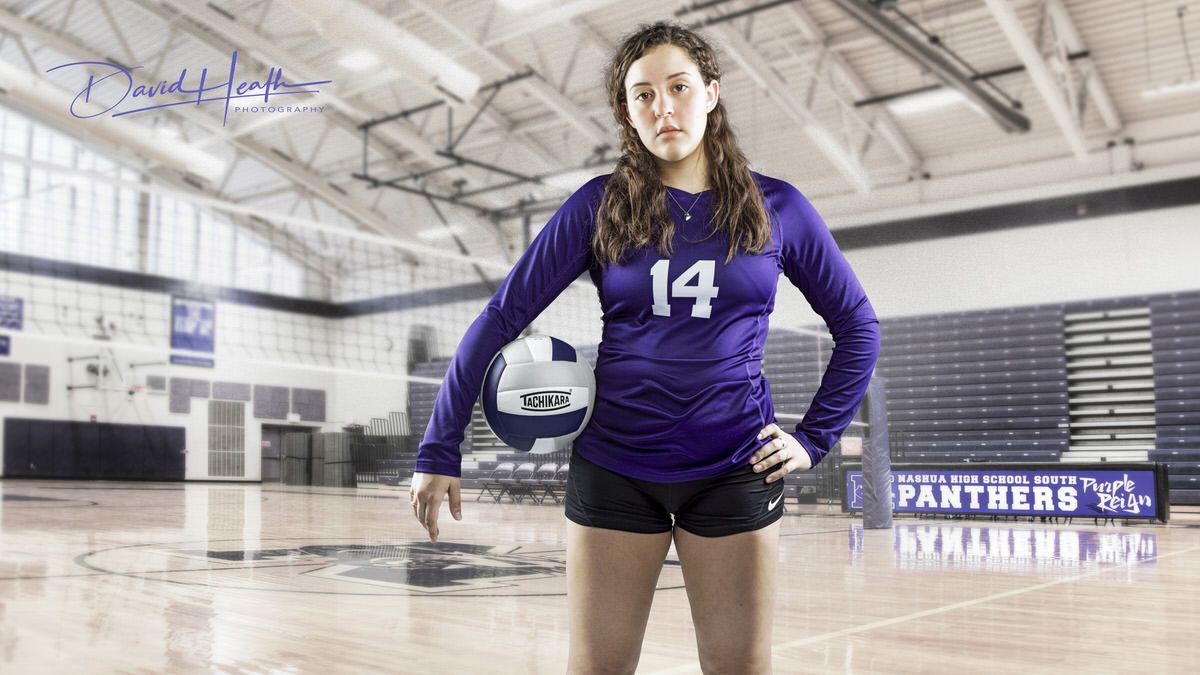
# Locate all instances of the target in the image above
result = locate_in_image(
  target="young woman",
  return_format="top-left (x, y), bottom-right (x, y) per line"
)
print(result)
top-left (411, 22), bottom-right (880, 674)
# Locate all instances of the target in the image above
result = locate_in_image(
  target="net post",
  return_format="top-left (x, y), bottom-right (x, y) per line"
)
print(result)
top-left (862, 371), bottom-right (893, 529)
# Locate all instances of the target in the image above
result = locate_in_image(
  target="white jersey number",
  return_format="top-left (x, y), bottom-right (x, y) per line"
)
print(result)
top-left (650, 259), bottom-right (719, 319)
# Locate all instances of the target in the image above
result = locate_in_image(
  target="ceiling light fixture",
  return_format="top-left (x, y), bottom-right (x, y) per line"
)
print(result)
top-left (496, 0), bottom-right (557, 11)
top-left (1141, 6), bottom-right (1198, 100)
top-left (337, 50), bottom-right (381, 72)
top-left (1141, 79), bottom-right (1200, 99)
top-left (416, 225), bottom-right (466, 241)
top-left (886, 88), bottom-right (967, 115)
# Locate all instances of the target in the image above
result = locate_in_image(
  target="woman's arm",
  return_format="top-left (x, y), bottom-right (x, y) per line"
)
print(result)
top-left (414, 177), bottom-right (605, 477)
top-left (776, 183), bottom-right (881, 467)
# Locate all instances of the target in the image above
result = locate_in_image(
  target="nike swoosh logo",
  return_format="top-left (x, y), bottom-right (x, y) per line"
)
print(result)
top-left (768, 492), bottom-right (783, 511)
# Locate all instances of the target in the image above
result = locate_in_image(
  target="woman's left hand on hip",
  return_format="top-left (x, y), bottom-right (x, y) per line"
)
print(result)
top-left (749, 423), bottom-right (812, 483)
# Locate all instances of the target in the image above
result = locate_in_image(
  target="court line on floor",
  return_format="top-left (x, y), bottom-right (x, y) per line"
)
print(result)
top-left (38, 485), bottom-right (399, 499)
top-left (647, 543), bottom-right (1200, 675)
top-left (780, 528), bottom-right (852, 538)
top-left (0, 562), bottom-right (328, 582)
top-left (0, 531), bottom-right (841, 583)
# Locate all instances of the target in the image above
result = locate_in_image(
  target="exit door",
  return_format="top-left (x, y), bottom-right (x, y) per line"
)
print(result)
top-left (261, 426), bottom-right (283, 483)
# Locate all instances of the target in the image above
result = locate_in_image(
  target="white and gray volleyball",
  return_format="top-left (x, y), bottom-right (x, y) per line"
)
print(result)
top-left (481, 335), bottom-right (596, 453)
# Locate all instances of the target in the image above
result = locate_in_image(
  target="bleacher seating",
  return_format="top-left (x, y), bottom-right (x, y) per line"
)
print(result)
top-left (873, 289), bottom-right (1200, 504)
top-left (877, 306), bottom-right (1070, 485)
top-left (408, 359), bottom-right (473, 454)
top-left (1151, 293), bottom-right (1200, 503)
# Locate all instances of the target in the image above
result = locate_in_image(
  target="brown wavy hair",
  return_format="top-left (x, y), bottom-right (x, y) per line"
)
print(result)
top-left (594, 22), bottom-right (770, 267)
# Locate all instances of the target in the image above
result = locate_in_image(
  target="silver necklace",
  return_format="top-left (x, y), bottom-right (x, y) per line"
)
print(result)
top-left (666, 189), bottom-right (704, 221)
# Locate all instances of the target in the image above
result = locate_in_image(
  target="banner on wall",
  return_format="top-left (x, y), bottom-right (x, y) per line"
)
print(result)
top-left (171, 296), bottom-right (215, 353)
top-left (843, 463), bottom-right (1169, 521)
top-left (0, 296), bottom-right (22, 330)
top-left (170, 354), bottom-right (214, 368)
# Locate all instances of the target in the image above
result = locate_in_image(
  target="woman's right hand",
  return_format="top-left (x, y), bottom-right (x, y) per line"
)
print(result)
top-left (409, 471), bottom-right (462, 543)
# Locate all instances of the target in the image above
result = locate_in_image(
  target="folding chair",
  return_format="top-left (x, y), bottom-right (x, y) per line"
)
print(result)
top-left (477, 462), bottom-right (515, 503)
top-left (548, 462), bottom-right (570, 505)
top-left (503, 462), bottom-right (537, 503)
top-left (531, 463), bottom-right (559, 505)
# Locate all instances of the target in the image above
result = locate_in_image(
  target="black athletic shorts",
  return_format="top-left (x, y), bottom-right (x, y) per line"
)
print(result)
top-left (564, 450), bottom-right (786, 538)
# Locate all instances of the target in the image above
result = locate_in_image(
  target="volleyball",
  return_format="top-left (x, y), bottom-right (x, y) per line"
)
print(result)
top-left (480, 335), bottom-right (596, 453)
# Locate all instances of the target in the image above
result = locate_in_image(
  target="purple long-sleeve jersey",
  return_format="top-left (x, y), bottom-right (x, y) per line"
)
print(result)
top-left (415, 172), bottom-right (880, 482)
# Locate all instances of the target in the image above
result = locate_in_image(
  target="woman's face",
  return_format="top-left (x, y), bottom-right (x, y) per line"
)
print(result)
top-left (623, 44), bottom-right (719, 167)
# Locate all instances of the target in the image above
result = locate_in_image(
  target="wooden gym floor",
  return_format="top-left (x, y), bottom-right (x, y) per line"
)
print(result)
top-left (1, 479), bottom-right (1197, 673)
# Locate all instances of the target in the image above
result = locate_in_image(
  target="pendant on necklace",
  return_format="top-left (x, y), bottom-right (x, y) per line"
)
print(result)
top-left (684, 213), bottom-right (692, 221)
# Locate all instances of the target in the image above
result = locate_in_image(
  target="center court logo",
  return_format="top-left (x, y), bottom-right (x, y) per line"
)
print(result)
top-left (261, 543), bottom-right (567, 594)
top-left (520, 391), bottom-right (572, 412)
top-left (46, 50), bottom-right (331, 125)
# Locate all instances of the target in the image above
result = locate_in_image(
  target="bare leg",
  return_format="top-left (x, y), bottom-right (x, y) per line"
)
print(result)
top-left (567, 520), bottom-right (673, 674)
top-left (673, 520), bottom-right (782, 674)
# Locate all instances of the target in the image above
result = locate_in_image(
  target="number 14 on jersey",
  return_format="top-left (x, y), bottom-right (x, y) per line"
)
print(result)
top-left (650, 259), bottom-right (719, 319)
